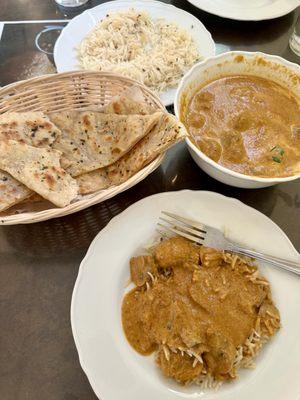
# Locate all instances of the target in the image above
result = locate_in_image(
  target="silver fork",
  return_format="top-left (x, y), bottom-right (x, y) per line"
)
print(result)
top-left (157, 211), bottom-right (300, 276)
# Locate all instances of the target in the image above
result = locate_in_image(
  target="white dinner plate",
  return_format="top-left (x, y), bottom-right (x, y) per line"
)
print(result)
top-left (71, 190), bottom-right (300, 400)
top-left (187, 0), bottom-right (299, 21)
top-left (54, 0), bottom-right (215, 106)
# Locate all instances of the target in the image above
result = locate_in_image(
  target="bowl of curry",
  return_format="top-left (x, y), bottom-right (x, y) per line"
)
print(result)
top-left (175, 51), bottom-right (300, 188)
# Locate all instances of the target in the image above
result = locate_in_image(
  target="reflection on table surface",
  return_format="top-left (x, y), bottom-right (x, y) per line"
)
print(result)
top-left (0, 1), bottom-right (300, 399)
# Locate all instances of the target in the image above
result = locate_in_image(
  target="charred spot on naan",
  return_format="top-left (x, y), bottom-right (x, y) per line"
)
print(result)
top-left (0, 112), bottom-right (61, 149)
top-left (82, 114), bottom-right (92, 128)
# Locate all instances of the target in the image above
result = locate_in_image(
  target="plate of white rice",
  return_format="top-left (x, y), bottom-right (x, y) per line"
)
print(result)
top-left (54, 0), bottom-right (215, 106)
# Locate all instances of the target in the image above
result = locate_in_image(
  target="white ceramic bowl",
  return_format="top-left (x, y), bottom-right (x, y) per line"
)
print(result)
top-left (175, 51), bottom-right (300, 188)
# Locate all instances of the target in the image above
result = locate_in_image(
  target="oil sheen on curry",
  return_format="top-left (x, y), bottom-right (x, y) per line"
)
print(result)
top-left (185, 75), bottom-right (300, 177)
top-left (121, 237), bottom-right (280, 386)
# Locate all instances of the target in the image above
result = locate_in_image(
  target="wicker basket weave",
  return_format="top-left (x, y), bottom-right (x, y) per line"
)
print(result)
top-left (0, 71), bottom-right (166, 225)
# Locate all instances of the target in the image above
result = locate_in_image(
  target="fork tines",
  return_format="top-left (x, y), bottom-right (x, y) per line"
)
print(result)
top-left (157, 211), bottom-right (207, 245)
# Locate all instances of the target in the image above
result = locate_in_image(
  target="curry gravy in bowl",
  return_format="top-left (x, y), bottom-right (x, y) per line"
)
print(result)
top-left (185, 75), bottom-right (300, 178)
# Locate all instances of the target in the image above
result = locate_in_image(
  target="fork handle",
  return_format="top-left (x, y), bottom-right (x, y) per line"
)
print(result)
top-left (228, 244), bottom-right (300, 276)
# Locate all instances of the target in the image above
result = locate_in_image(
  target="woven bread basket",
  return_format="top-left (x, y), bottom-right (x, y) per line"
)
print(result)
top-left (0, 71), bottom-right (166, 225)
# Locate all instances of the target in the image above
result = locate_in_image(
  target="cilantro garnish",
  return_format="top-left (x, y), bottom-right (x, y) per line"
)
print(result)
top-left (271, 146), bottom-right (285, 163)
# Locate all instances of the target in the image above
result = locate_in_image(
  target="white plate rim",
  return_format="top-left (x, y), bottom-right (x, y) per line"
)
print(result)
top-left (186, 0), bottom-right (299, 21)
top-left (71, 189), bottom-right (300, 400)
top-left (54, 0), bottom-right (216, 106)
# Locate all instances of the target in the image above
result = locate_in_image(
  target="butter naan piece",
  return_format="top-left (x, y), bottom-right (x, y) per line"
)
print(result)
top-left (0, 111), bottom-right (62, 211)
top-left (49, 111), bottom-right (163, 176)
top-left (0, 111), bottom-right (61, 147)
top-left (77, 114), bottom-right (187, 194)
top-left (101, 86), bottom-right (157, 115)
top-left (0, 171), bottom-right (32, 212)
top-left (0, 140), bottom-right (78, 208)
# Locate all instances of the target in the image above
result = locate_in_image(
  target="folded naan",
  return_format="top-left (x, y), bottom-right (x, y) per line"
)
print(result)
top-left (0, 140), bottom-right (78, 207)
top-left (48, 111), bottom-right (163, 177)
top-left (77, 114), bottom-right (187, 194)
top-left (0, 112), bottom-right (62, 211)
top-left (0, 111), bottom-right (61, 146)
top-left (101, 86), bottom-right (157, 115)
top-left (0, 171), bottom-right (32, 212)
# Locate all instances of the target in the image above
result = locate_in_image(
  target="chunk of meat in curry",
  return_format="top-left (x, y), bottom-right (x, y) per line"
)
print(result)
top-left (130, 255), bottom-right (156, 286)
top-left (121, 237), bottom-right (280, 384)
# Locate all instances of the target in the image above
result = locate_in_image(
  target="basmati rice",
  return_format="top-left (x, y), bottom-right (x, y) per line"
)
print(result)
top-left (78, 9), bottom-right (201, 94)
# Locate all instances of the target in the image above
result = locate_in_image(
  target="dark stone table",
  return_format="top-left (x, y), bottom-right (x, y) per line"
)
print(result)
top-left (0, 1), bottom-right (299, 399)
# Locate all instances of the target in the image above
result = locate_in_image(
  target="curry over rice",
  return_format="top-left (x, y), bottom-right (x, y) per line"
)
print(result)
top-left (121, 237), bottom-right (280, 386)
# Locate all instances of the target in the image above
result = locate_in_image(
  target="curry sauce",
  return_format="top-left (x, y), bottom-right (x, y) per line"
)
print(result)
top-left (121, 237), bottom-right (280, 385)
top-left (185, 75), bottom-right (300, 177)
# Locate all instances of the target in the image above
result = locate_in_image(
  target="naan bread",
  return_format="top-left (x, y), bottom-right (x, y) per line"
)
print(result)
top-left (49, 111), bottom-right (163, 176)
top-left (0, 171), bottom-right (32, 212)
top-left (77, 114), bottom-right (187, 194)
top-left (0, 140), bottom-right (78, 207)
top-left (101, 86), bottom-right (157, 115)
top-left (0, 112), bottom-right (62, 211)
top-left (0, 111), bottom-right (61, 146)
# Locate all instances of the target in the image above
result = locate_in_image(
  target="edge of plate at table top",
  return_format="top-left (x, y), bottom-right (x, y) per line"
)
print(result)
top-left (54, 0), bottom-right (216, 107)
top-left (186, 0), bottom-right (300, 21)
top-left (71, 190), bottom-right (300, 400)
